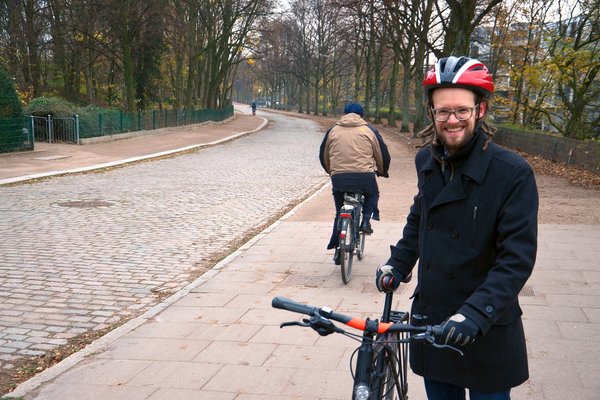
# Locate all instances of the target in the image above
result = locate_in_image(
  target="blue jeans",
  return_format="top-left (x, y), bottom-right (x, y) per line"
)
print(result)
top-left (424, 379), bottom-right (510, 400)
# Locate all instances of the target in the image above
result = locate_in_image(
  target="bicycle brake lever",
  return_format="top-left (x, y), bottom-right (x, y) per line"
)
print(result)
top-left (280, 320), bottom-right (311, 329)
top-left (431, 343), bottom-right (464, 356)
top-left (309, 316), bottom-right (341, 336)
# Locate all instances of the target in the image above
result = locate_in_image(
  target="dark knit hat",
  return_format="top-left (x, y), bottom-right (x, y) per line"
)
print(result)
top-left (343, 102), bottom-right (364, 117)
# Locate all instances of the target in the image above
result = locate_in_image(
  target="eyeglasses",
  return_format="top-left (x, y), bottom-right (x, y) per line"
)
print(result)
top-left (431, 104), bottom-right (480, 122)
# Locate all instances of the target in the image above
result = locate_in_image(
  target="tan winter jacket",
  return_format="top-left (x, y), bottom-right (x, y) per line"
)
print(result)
top-left (322, 113), bottom-right (385, 176)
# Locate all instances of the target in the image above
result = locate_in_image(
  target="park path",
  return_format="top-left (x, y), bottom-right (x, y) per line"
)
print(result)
top-left (3, 109), bottom-right (599, 399)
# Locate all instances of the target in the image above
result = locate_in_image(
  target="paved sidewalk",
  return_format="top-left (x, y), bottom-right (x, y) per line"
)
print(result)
top-left (2, 109), bottom-right (599, 399)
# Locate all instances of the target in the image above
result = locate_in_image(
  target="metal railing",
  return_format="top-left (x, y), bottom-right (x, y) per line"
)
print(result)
top-left (78, 106), bottom-right (234, 139)
top-left (29, 115), bottom-right (79, 143)
top-left (17, 106), bottom-right (233, 147)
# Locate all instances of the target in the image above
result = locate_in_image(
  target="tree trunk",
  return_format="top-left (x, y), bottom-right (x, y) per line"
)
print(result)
top-left (48, 0), bottom-right (71, 100)
top-left (400, 64), bottom-right (412, 132)
top-left (387, 46), bottom-right (399, 127)
top-left (305, 81), bottom-right (311, 114)
top-left (23, 0), bottom-right (42, 96)
top-left (363, 3), bottom-right (376, 117)
top-left (298, 84), bottom-right (304, 113)
top-left (313, 76), bottom-right (319, 115)
top-left (412, 0), bottom-right (434, 133)
top-left (122, 39), bottom-right (135, 112)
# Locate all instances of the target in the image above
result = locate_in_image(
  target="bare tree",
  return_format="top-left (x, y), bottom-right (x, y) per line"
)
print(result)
top-left (542, 0), bottom-right (599, 138)
top-left (434, 0), bottom-right (503, 57)
top-left (0, 0), bottom-right (47, 96)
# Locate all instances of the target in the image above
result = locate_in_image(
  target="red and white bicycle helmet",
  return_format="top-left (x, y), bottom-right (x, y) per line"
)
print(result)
top-left (423, 56), bottom-right (494, 98)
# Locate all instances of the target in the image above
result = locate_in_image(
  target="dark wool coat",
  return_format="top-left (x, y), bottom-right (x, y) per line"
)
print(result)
top-left (386, 129), bottom-right (538, 392)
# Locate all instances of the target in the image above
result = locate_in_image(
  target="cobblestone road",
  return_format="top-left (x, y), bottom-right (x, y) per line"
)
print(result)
top-left (0, 113), bottom-right (328, 369)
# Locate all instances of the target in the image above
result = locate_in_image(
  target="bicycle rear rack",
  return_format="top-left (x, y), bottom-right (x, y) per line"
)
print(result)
top-left (343, 193), bottom-right (363, 206)
top-left (389, 310), bottom-right (409, 324)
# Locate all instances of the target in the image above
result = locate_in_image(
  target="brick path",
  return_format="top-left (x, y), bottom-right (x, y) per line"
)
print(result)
top-left (0, 112), bottom-right (327, 372)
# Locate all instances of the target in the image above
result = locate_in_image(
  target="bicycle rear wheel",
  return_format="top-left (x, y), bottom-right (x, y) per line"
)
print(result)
top-left (339, 219), bottom-right (354, 284)
top-left (356, 230), bottom-right (366, 260)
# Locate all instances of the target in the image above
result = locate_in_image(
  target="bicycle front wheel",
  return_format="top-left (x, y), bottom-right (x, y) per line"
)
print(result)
top-left (340, 219), bottom-right (354, 284)
top-left (373, 332), bottom-right (409, 400)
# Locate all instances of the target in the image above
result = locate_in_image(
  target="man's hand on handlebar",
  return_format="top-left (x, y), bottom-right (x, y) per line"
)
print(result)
top-left (437, 313), bottom-right (480, 347)
top-left (375, 265), bottom-right (408, 293)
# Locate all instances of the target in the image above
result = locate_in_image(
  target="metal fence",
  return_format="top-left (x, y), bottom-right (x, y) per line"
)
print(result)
top-left (0, 117), bottom-right (34, 153)
top-left (1, 105), bottom-right (234, 153)
top-left (29, 115), bottom-right (80, 143)
top-left (495, 126), bottom-right (600, 174)
top-left (78, 106), bottom-right (234, 139)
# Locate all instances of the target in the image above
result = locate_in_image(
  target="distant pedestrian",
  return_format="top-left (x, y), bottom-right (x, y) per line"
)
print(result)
top-left (375, 56), bottom-right (538, 399)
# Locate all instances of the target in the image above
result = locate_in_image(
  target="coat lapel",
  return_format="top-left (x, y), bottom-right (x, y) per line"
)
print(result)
top-left (462, 138), bottom-right (493, 185)
top-left (429, 172), bottom-right (466, 209)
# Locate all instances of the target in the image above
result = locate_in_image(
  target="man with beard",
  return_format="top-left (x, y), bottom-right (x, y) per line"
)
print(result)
top-left (375, 56), bottom-right (538, 399)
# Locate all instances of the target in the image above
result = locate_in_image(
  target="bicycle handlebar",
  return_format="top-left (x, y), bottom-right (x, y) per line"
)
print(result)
top-left (272, 296), bottom-right (442, 336)
top-left (272, 296), bottom-right (464, 356)
top-left (272, 296), bottom-right (319, 316)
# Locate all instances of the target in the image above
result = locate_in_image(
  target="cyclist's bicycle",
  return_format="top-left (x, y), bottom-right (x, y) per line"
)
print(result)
top-left (337, 191), bottom-right (367, 284)
top-left (272, 292), bottom-right (461, 399)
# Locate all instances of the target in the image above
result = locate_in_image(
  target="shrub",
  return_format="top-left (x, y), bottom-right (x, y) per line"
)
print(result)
top-left (0, 62), bottom-right (23, 118)
top-left (24, 97), bottom-right (77, 118)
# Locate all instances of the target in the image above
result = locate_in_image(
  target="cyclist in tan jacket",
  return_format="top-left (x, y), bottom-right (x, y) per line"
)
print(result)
top-left (319, 102), bottom-right (390, 264)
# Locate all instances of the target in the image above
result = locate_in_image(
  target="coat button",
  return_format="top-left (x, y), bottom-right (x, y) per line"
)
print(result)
top-left (444, 271), bottom-right (454, 279)
top-left (485, 305), bottom-right (494, 313)
top-left (426, 222), bottom-right (433, 230)
top-left (451, 231), bottom-right (459, 239)
top-left (422, 262), bottom-right (429, 271)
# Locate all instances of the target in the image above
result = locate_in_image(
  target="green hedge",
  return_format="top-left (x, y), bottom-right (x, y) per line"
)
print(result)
top-left (0, 62), bottom-right (29, 153)
top-left (0, 117), bottom-right (33, 153)
top-left (24, 97), bottom-right (78, 118)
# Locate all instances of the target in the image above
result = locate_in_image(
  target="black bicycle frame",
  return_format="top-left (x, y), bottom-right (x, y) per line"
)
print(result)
top-left (352, 293), bottom-right (396, 399)
top-left (353, 319), bottom-right (378, 399)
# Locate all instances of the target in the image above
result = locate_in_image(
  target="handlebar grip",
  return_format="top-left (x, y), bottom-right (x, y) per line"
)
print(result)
top-left (431, 325), bottom-right (444, 337)
top-left (272, 297), bottom-right (317, 316)
top-left (381, 274), bottom-right (394, 289)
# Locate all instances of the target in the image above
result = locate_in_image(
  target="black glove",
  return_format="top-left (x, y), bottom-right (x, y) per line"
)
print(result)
top-left (437, 314), bottom-right (480, 347)
top-left (375, 265), bottom-right (404, 293)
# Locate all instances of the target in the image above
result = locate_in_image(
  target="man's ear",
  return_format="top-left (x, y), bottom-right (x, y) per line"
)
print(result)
top-left (478, 101), bottom-right (487, 118)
